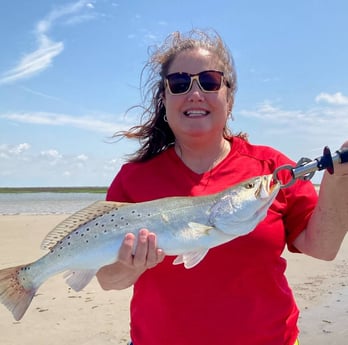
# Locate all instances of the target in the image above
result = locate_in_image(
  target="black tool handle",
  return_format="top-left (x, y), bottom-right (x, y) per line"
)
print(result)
top-left (335, 147), bottom-right (348, 164)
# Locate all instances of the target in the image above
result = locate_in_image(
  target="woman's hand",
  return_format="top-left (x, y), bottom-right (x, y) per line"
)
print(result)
top-left (118, 228), bottom-right (165, 269)
top-left (96, 229), bottom-right (165, 290)
top-left (293, 141), bottom-right (348, 260)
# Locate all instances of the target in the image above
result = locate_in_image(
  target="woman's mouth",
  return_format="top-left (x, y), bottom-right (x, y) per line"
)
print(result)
top-left (183, 110), bottom-right (210, 117)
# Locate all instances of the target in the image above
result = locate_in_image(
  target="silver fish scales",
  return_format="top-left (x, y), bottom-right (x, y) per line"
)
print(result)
top-left (0, 174), bottom-right (279, 321)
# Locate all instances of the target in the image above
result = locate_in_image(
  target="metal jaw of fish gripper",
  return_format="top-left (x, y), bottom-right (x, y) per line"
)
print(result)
top-left (272, 146), bottom-right (348, 189)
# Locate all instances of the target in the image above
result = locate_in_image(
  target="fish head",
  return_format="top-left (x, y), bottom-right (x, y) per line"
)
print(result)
top-left (209, 174), bottom-right (280, 236)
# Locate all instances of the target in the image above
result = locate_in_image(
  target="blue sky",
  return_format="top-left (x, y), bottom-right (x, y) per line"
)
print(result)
top-left (1, 0), bottom-right (347, 187)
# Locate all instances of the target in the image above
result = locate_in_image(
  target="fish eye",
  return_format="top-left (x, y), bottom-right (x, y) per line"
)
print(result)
top-left (244, 182), bottom-right (255, 189)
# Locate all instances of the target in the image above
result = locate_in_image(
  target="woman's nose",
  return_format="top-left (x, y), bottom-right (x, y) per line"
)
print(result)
top-left (187, 80), bottom-right (204, 101)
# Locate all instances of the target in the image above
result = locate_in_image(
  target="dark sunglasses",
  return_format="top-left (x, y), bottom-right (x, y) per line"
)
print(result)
top-left (165, 70), bottom-right (230, 95)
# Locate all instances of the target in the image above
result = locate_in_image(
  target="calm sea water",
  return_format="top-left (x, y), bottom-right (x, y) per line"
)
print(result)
top-left (0, 192), bottom-right (106, 215)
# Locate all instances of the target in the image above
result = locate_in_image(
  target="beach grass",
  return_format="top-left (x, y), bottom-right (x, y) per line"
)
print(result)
top-left (0, 187), bottom-right (107, 194)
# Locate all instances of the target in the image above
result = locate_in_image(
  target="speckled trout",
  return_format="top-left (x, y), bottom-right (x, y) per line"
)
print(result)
top-left (0, 174), bottom-right (279, 321)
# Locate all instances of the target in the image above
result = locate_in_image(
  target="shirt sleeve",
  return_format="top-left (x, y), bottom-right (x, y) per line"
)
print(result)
top-left (267, 147), bottom-right (318, 253)
top-left (106, 165), bottom-right (129, 202)
top-left (282, 179), bottom-right (318, 252)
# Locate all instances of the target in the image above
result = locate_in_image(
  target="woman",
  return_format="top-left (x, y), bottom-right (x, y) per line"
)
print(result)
top-left (97, 29), bottom-right (348, 345)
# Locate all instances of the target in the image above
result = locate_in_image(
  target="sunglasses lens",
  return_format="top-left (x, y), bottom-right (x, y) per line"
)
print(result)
top-left (199, 71), bottom-right (222, 91)
top-left (167, 73), bottom-right (191, 94)
top-left (166, 71), bottom-right (224, 94)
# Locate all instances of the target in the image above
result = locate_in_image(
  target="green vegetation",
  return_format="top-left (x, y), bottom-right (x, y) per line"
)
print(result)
top-left (0, 187), bottom-right (107, 194)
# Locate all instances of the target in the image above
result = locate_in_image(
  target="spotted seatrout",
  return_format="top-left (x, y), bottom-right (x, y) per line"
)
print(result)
top-left (0, 174), bottom-right (279, 320)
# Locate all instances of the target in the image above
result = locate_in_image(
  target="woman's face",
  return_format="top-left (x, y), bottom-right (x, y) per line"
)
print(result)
top-left (163, 48), bottom-right (232, 142)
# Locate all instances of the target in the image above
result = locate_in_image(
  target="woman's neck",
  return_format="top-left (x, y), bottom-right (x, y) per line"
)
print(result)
top-left (174, 137), bottom-right (231, 174)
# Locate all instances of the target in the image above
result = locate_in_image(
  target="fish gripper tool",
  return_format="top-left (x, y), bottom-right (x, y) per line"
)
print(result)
top-left (273, 146), bottom-right (348, 188)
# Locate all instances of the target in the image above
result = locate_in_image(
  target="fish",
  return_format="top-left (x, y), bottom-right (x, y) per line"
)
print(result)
top-left (0, 174), bottom-right (279, 321)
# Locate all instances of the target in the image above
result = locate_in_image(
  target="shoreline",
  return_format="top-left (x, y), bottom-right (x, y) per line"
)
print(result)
top-left (0, 187), bottom-right (107, 194)
top-left (0, 214), bottom-right (347, 344)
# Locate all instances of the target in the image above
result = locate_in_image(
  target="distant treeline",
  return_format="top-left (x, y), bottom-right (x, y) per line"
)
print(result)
top-left (0, 187), bottom-right (108, 194)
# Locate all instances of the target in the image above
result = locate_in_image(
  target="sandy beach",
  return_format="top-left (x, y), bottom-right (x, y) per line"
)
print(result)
top-left (0, 215), bottom-right (347, 345)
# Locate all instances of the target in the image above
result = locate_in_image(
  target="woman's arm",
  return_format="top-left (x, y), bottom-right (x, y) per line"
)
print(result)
top-left (293, 142), bottom-right (348, 260)
top-left (96, 229), bottom-right (165, 290)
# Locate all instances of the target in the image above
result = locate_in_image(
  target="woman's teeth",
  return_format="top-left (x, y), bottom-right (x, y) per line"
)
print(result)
top-left (184, 110), bottom-right (209, 117)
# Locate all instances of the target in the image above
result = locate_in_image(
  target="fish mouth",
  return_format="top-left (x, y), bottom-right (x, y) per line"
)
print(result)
top-left (256, 175), bottom-right (280, 199)
top-left (252, 175), bottom-right (280, 220)
top-left (265, 174), bottom-right (280, 195)
top-left (269, 176), bottom-right (281, 195)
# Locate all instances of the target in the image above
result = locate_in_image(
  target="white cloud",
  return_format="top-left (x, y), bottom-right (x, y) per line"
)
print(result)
top-left (19, 86), bottom-right (61, 101)
top-left (0, 143), bottom-right (31, 158)
top-left (0, 40), bottom-right (64, 85)
top-left (0, 111), bottom-right (134, 134)
top-left (76, 154), bottom-right (88, 161)
top-left (104, 157), bottom-right (123, 172)
top-left (239, 99), bottom-right (348, 147)
top-left (240, 99), bottom-right (348, 124)
top-left (12, 143), bottom-right (31, 155)
top-left (40, 149), bottom-right (62, 160)
top-left (315, 92), bottom-right (348, 106)
top-left (0, 0), bottom-right (94, 85)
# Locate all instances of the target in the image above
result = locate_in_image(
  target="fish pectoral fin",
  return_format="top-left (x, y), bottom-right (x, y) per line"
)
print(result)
top-left (188, 222), bottom-right (213, 235)
top-left (63, 269), bottom-right (98, 292)
top-left (173, 249), bottom-right (210, 269)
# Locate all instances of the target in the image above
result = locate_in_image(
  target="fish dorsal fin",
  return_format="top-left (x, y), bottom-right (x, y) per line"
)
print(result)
top-left (173, 248), bottom-right (210, 269)
top-left (40, 201), bottom-right (128, 250)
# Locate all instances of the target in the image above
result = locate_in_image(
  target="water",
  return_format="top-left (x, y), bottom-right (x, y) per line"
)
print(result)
top-left (0, 192), bottom-right (106, 215)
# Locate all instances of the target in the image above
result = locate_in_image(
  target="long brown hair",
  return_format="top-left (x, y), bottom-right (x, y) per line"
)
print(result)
top-left (115, 29), bottom-right (247, 162)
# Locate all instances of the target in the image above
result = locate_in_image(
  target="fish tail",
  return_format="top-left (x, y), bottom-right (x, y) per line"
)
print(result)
top-left (0, 264), bottom-right (37, 321)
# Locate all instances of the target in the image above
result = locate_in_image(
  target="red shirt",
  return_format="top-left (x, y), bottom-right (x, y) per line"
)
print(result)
top-left (107, 137), bottom-right (318, 345)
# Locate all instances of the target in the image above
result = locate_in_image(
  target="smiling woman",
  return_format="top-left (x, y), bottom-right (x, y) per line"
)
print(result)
top-left (94, 28), bottom-right (348, 345)
top-left (113, 29), bottom-right (244, 164)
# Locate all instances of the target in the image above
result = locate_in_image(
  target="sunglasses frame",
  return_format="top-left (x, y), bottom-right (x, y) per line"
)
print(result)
top-left (165, 70), bottom-right (229, 95)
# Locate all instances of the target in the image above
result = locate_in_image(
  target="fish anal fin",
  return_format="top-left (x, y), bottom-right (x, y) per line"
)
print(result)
top-left (173, 249), bottom-right (210, 269)
top-left (63, 269), bottom-right (97, 292)
top-left (41, 201), bottom-right (129, 250)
